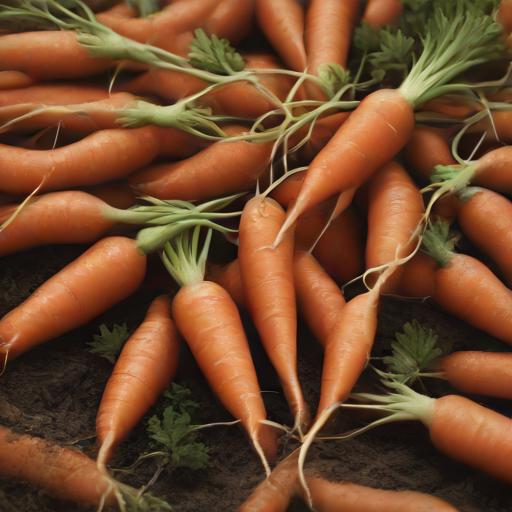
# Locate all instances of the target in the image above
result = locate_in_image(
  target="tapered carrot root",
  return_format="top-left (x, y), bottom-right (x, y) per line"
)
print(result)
top-left (0, 31), bottom-right (111, 80)
top-left (239, 196), bottom-right (309, 433)
top-left (293, 251), bottom-right (345, 346)
top-left (96, 295), bottom-right (180, 466)
top-left (256, 0), bottom-right (307, 71)
top-left (469, 146), bottom-right (512, 194)
top-left (365, 161), bottom-right (425, 293)
top-left (0, 71), bottom-right (34, 90)
top-left (440, 351), bottom-right (512, 399)
top-left (0, 191), bottom-right (120, 256)
top-left (0, 236), bottom-right (146, 360)
top-left (362, 0), bottom-right (403, 27)
top-left (302, 477), bottom-right (458, 512)
top-left (0, 425), bottom-right (116, 507)
top-left (0, 127), bottom-right (161, 194)
top-left (396, 253), bottom-right (437, 297)
top-left (238, 450), bottom-right (299, 512)
top-left (130, 126), bottom-right (272, 200)
top-left (205, 0), bottom-right (255, 45)
top-left (172, 281), bottom-right (277, 463)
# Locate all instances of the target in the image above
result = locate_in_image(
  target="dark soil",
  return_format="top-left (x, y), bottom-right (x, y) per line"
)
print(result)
top-left (0, 244), bottom-right (511, 512)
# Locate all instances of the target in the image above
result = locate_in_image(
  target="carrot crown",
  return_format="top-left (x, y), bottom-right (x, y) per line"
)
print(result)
top-left (399, 1), bottom-right (504, 108)
top-left (161, 226), bottom-right (212, 287)
top-left (421, 219), bottom-right (458, 267)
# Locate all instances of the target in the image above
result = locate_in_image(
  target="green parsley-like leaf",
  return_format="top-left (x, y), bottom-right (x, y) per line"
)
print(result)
top-left (188, 28), bottom-right (245, 75)
top-left (317, 63), bottom-right (351, 99)
top-left (353, 22), bottom-right (381, 53)
top-left (383, 320), bottom-right (443, 383)
top-left (126, 0), bottom-right (160, 18)
top-left (163, 383), bottom-right (200, 415)
top-left (369, 28), bottom-right (414, 77)
top-left (88, 323), bottom-right (130, 363)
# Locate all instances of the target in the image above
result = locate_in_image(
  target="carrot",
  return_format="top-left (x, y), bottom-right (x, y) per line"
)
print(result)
top-left (238, 450), bottom-right (299, 512)
top-left (422, 220), bottom-right (512, 345)
top-left (205, 0), bottom-right (255, 45)
top-left (0, 425), bottom-right (115, 507)
top-left (0, 83), bottom-right (110, 108)
top-left (164, 228), bottom-right (277, 468)
top-left (239, 196), bottom-right (309, 433)
top-left (365, 161), bottom-right (425, 292)
top-left (305, 0), bottom-right (360, 99)
top-left (440, 351), bottom-right (512, 399)
top-left (455, 187), bottom-right (512, 285)
top-left (498, 0), bottom-right (512, 33)
top-left (86, 181), bottom-right (136, 209)
top-left (404, 126), bottom-right (456, 182)
top-left (0, 236), bottom-right (146, 360)
top-left (362, 0), bottom-right (403, 27)
top-left (303, 476), bottom-right (458, 512)
top-left (274, 7), bottom-right (502, 245)
top-left (206, 259), bottom-right (246, 308)
top-left (396, 252), bottom-right (437, 298)
top-left (293, 250), bottom-right (345, 347)
top-left (0, 31), bottom-right (111, 80)
top-left (96, 295), bottom-right (180, 466)
top-left (0, 70), bottom-right (33, 90)
top-left (256, 0), bottom-right (307, 71)
top-left (0, 126), bottom-right (198, 195)
top-left (130, 126), bottom-right (272, 201)
top-left (0, 92), bottom-right (136, 134)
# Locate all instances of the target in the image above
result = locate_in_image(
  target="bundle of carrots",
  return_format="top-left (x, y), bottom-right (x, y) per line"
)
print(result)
top-left (1, 0), bottom-right (512, 510)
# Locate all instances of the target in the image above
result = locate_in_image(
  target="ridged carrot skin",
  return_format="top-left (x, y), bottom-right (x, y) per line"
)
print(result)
top-left (304, 477), bottom-right (458, 512)
top-left (280, 89), bottom-right (415, 237)
top-left (0, 237), bottom-right (146, 360)
top-left (293, 251), bottom-right (345, 346)
top-left (256, 0), bottom-right (307, 71)
top-left (172, 280), bottom-right (277, 461)
top-left (0, 426), bottom-right (115, 507)
top-left (0, 191), bottom-right (119, 256)
top-left (96, 295), bottom-right (180, 464)
top-left (239, 196), bottom-right (309, 431)
top-left (130, 126), bottom-right (272, 200)
top-left (0, 31), bottom-right (111, 80)
top-left (362, 0), bottom-right (403, 27)
top-left (440, 351), bottom-right (512, 399)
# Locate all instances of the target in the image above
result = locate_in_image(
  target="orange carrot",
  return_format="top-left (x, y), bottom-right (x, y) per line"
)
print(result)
top-left (0, 31), bottom-right (111, 80)
top-left (404, 126), bottom-right (456, 182)
top-left (305, 0), bottom-right (360, 99)
top-left (293, 250), bottom-right (345, 346)
top-left (0, 426), bottom-right (115, 507)
top-left (395, 252), bottom-right (437, 298)
top-left (206, 259), bottom-right (246, 308)
top-left (96, 295), bottom-right (180, 466)
top-left (205, 0), bottom-right (255, 45)
top-left (256, 0), bottom-right (307, 71)
top-left (0, 126), bottom-right (200, 194)
top-left (275, 89), bottom-right (415, 244)
top-left (303, 477), bottom-right (457, 512)
top-left (0, 70), bottom-right (33, 90)
top-left (238, 450), bottom-right (299, 512)
top-left (130, 126), bottom-right (272, 200)
top-left (362, 0), bottom-right (403, 27)
top-left (440, 351), bottom-right (512, 399)
top-left (456, 187), bottom-right (512, 286)
top-left (365, 161), bottom-right (424, 292)
top-left (239, 196), bottom-right (309, 432)
top-left (0, 236), bottom-right (146, 360)
top-left (498, 0), bottom-right (512, 33)
top-left (85, 181), bottom-right (136, 209)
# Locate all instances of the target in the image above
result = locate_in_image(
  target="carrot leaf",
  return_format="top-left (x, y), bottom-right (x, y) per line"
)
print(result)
top-left (120, 489), bottom-right (172, 512)
top-left (188, 28), bottom-right (245, 75)
top-left (383, 321), bottom-right (444, 384)
top-left (126, 0), bottom-right (160, 17)
top-left (369, 28), bottom-right (414, 79)
top-left (421, 219), bottom-right (459, 267)
top-left (353, 22), bottom-right (382, 53)
top-left (317, 64), bottom-right (351, 99)
top-left (88, 323), bottom-right (130, 363)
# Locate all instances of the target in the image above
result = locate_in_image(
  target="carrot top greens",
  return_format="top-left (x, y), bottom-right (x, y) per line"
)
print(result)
top-left (88, 323), bottom-right (131, 364)
top-left (421, 219), bottom-right (459, 267)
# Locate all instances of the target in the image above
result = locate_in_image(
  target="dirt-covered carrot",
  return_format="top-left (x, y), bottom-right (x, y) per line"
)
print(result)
top-left (274, 5), bottom-right (504, 245)
top-left (302, 476), bottom-right (458, 512)
top-left (362, 0), bottom-right (403, 27)
top-left (293, 250), bottom-right (345, 347)
top-left (96, 295), bottom-right (180, 467)
top-left (239, 196), bottom-right (309, 433)
top-left (0, 31), bottom-right (112, 81)
top-left (365, 161), bottom-right (424, 292)
top-left (256, 0), bottom-right (307, 71)
top-left (130, 126), bottom-right (272, 200)
top-left (0, 424), bottom-right (169, 509)
top-left (163, 228), bottom-right (277, 470)
top-left (238, 450), bottom-right (299, 512)
top-left (0, 236), bottom-right (146, 360)
top-left (305, 0), bottom-right (360, 99)
top-left (421, 219), bottom-right (512, 345)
